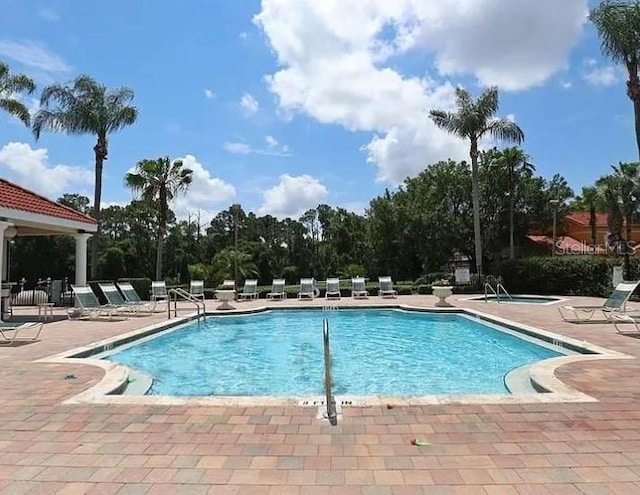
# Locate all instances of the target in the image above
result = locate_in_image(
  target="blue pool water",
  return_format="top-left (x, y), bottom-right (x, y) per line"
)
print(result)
top-left (106, 309), bottom-right (562, 397)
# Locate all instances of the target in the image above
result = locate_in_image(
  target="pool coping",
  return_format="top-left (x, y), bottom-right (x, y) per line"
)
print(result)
top-left (463, 294), bottom-right (570, 305)
top-left (36, 304), bottom-right (634, 407)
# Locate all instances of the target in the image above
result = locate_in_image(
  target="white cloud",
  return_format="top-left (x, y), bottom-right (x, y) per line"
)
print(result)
top-left (223, 142), bottom-right (253, 154)
top-left (240, 93), bottom-right (260, 114)
top-left (0, 142), bottom-right (92, 196)
top-left (0, 39), bottom-right (70, 73)
top-left (239, 32), bottom-right (248, 40)
top-left (170, 155), bottom-right (236, 223)
top-left (204, 88), bottom-right (215, 99)
top-left (254, 0), bottom-right (587, 183)
top-left (259, 174), bottom-right (328, 218)
top-left (223, 137), bottom-right (292, 157)
top-left (38, 8), bottom-right (59, 22)
top-left (583, 65), bottom-right (619, 87)
top-left (561, 80), bottom-right (573, 89)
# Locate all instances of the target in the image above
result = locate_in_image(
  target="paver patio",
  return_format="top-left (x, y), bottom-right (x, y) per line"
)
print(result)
top-left (2, 294), bottom-right (640, 494)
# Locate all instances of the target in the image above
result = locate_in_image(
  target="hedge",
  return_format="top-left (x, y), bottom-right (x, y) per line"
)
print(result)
top-left (497, 257), bottom-right (624, 297)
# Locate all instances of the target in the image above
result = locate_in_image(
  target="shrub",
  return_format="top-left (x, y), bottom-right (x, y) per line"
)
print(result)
top-left (497, 257), bottom-right (615, 297)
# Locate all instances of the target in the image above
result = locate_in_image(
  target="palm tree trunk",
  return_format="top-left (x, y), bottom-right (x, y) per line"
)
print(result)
top-left (90, 136), bottom-right (107, 280)
top-left (590, 205), bottom-right (597, 246)
top-left (509, 166), bottom-right (514, 259)
top-left (470, 139), bottom-right (483, 277)
top-left (155, 234), bottom-right (163, 281)
top-left (626, 71), bottom-right (640, 160)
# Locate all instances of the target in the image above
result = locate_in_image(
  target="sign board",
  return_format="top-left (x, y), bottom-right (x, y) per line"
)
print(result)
top-left (613, 266), bottom-right (623, 287)
top-left (455, 265), bottom-right (471, 285)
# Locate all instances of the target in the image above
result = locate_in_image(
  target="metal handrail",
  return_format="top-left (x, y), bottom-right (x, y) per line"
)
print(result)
top-left (167, 288), bottom-right (206, 319)
top-left (322, 317), bottom-right (337, 425)
top-left (496, 283), bottom-right (512, 301)
top-left (484, 283), bottom-right (498, 302)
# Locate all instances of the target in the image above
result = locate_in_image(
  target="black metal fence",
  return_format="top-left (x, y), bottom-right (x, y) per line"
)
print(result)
top-left (9, 278), bottom-right (74, 307)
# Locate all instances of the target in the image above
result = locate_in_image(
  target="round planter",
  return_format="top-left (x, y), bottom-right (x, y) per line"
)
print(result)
top-left (432, 286), bottom-right (453, 307)
top-left (215, 289), bottom-right (236, 310)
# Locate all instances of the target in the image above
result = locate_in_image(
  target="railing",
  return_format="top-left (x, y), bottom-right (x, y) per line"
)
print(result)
top-left (167, 288), bottom-right (206, 320)
top-left (322, 317), bottom-right (338, 426)
top-left (484, 282), bottom-right (512, 303)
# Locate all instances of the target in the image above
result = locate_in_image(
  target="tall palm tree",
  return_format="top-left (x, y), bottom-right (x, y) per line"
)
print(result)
top-left (125, 156), bottom-right (193, 280)
top-left (32, 75), bottom-right (138, 278)
top-left (429, 86), bottom-right (524, 276)
top-left (0, 61), bottom-right (35, 126)
top-left (493, 147), bottom-right (535, 259)
top-left (590, 1), bottom-right (640, 159)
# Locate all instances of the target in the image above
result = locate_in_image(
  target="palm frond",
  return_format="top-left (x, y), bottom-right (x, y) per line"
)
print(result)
top-left (590, 0), bottom-right (640, 65)
top-left (0, 98), bottom-right (31, 126)
top-left (429, 109), bottom-right (466, 136)
top-left (476, 87), bottom-right (500, 121)
top-left (485, 119), bottom-right (525, 145)
top-left (2, 73), bottom-right (36, 94)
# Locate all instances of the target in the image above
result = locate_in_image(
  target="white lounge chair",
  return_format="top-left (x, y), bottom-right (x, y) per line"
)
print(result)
top-left (0, 321), bottom-right (44, 346)
top-left (68, 285), bottom-right (127, 320)
top-left (238, 279), bottom-right (259, 301)
top-left (117, 282), bottom-right (160, 312)
top-left (98, 283), bottom-right (152, 316)
top-left (298, 278), bottom-right (316, 300)
top-left (325, 278), bottom-right (341, 300)
top-left (190, 280), bottom-right (205, 301)
top-left (558, 281), bottom-right (640, 323)
top-left (378, 276), bottom-right (398, 298)
top-left (266, 279), bottom-right (286, 300)
top-left (151, 281), bottom-right (169, 302)
top-left (351, 277), bottom-right (369, 299)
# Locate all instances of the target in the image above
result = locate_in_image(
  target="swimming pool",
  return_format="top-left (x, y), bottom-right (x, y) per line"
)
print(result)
top-left (466, 295), bottom-right (563, 304)
top-left (105, 309), bottom-right (564, 397)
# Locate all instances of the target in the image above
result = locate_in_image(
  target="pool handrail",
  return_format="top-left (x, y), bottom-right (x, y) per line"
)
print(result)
top-left (484, 282), bottom-right (513, 303)
top-left (323, 317), bottom-right (337, 426)
top-left (167, 287), bottom-right (206, 319)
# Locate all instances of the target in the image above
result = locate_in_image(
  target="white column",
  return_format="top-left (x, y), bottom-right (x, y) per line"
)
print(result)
top-left (74, 233), bottom-right (92, 286)
top-left (0, 222), bottom-right (10, 285)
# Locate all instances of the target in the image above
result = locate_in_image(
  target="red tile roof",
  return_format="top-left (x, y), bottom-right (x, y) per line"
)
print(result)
top-left (526, 235), bottom-right (607, 254)
top-left (0, 178), bottom-right (98, 225)
top-left (566, 212), bottom-right (609, 227)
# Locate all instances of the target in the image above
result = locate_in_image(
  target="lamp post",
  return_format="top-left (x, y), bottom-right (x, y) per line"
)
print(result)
top-left (232, 203), bottom-right (241, 285)
top-left (549, 199), bottom-right (560, 256)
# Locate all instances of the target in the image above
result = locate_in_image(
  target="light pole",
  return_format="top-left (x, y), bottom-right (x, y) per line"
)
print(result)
top-left (549, 199), bottom-right (560, 256)
top-left (232, 203), bottom-right (241, 285)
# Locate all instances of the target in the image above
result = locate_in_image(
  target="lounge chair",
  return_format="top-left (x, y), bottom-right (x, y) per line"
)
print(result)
top-left (266, 279), bottom-right (287, 300)
top-left (190, 280), bottom-right (205, 301)
top-left (0, 321), bottom-right (44, 346)
top-left (558, 281), bottom-right (640, 323)
top-left (378, 276), bottom-right (398, 298)
top-left (351, 277), bottom-right (369, 299)
top-left (151, 281), bottom-right (169, 302)
top-left (298, 278), bottom-right (316, 300)
top-left (98, 283), bottom-right (152, 315)
top-left (238, 279), bottom-right (259, 301)
top-left (68, 285), bottom-right (128, 320)
top-left (611, 313), bottom-right (640, 335)
top-left (325, 278), bottom-right (341, 300)
top-left (117, 282), bottom-right (160, 312)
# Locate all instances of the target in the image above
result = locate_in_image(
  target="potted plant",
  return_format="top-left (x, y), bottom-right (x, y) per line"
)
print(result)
top-left (432, 278), bottom-right (453, 307)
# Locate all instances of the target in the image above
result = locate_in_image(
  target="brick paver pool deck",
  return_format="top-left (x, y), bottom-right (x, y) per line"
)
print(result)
top-left (2, 294), bottom-right (640, 494)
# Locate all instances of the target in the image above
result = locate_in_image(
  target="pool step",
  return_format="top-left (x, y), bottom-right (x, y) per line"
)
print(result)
top-left (504, 365), bottom-right (540, 395)
top-left (115, 369), bottom-right (153, 396)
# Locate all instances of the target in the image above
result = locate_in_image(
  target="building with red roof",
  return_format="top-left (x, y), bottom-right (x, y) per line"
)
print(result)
top-left (1, 178), bottom-right (98, 299)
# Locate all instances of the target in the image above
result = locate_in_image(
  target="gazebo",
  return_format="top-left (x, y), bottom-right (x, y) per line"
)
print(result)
top-left (0, 178), bottom-right (98, 288)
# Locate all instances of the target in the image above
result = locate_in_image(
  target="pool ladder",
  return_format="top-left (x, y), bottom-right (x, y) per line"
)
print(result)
top-left (484, 282), bottom-right (512, 303)
top-left (322, 317), bottom-right (338, 426)
top-left (167, 288), bottom-right (206, 320)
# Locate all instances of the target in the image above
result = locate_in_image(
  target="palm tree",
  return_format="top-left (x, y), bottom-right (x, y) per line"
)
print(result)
top-left (590, 1), bottom-right (640, 159)
top-left (0, 62), bottom-right (35, 126)
top-left (32, 75), bottom-right (138, 278)
top-left (493, 147), bottom-right (535, 259)
top-left (429, 86), bottom-right (524, 276)
top-left (581, 186), bottom-right (600, 246)
top-left (125, 156), bottom-right (193, 280)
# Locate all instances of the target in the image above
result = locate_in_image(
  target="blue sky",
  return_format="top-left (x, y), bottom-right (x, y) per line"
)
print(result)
top-left (0, 0), bottom-right (636, 222)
